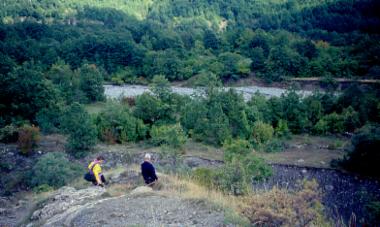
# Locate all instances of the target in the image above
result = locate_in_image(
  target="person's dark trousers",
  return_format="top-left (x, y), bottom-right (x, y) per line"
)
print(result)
top-left (92, 175), bottom-right (106, 185)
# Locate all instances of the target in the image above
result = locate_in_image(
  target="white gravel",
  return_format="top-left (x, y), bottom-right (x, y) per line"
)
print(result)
top-left (104, 84), bottom-right (313, 100)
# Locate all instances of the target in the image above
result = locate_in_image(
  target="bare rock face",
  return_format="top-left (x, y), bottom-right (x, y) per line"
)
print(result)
top-left (27, 186), bottom-right (106, 226)
top-left (25, 185), bottom-right (225, 227)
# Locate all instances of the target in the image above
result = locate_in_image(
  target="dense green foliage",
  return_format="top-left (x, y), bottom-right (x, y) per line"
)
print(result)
top-left (0, 0), bottom-right (379, 85)
top-left (340, 124), bottom-right (380, 177)
top-left (61, 103), bottom-right (97, 157)
top-left (193, 139), bottom-right (272, 195)
top-left (95, 102), bottom-right (147, 143)
top-left (1, 1), bottom-right (380, 139)
top-left (150, 124), bottom-right (187, 148)
top-left (29, 152), bottom-right (83, 188)
top-left (0, 0), bottom-right (380, 181)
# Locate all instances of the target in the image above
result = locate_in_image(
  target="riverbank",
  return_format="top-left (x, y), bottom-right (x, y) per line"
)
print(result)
top-left (103, 84), bottom-right (314, 100)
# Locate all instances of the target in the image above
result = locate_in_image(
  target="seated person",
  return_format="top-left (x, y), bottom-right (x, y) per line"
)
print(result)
top-left (141, 153), bottom-right (158, 185)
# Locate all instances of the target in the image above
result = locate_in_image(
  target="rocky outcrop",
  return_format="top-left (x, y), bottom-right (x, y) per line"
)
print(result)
top-left (27, 186), bottom-right (106, 227)
top-left (26, 186), bottom-right (225, 227)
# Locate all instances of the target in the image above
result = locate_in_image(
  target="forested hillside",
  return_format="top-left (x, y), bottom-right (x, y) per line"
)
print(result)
top-left (1, 0), bottom-right (380, 83)
top-left (2, 1), bottom-right (380, 225)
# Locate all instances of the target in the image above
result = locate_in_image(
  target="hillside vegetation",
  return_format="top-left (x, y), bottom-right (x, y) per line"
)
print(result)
top-left (0, 0), bottom-right (379, 83)
top-left (1, 1), bottom-right (380, 225)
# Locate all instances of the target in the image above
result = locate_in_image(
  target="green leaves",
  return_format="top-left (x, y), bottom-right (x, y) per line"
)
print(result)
top-left (61, 103), bottom-right (97, 157)
top-left (29, 152), bottom-right (83, 188)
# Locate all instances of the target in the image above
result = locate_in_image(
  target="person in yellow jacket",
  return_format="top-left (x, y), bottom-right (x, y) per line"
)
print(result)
top-left (85, 156), bottom-right (106, 186)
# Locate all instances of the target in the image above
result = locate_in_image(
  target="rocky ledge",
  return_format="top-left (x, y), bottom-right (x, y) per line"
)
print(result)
top-left (26, 186), bottom-right (225, 227)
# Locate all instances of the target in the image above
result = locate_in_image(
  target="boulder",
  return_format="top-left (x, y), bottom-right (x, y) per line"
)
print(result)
top-left (129, 186), bottom-right (153, 195)
top-left (30, 186), bottom-right (106, 222)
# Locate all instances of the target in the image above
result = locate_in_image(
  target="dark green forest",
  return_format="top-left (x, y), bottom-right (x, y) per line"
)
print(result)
top-left (1, 0), bottom-right (380, 183)
top-left (1, 0), bottom-right (380, 82)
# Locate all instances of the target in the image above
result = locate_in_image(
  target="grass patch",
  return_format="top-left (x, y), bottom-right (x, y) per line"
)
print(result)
top-left (84, 101), bottom-right (108, 115)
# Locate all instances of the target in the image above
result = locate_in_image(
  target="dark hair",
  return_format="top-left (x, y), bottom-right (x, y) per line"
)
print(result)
top-left (96, 156), bottom-right (105, 161)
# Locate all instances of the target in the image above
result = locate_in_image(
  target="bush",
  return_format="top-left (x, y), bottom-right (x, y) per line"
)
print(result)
top-left (29, 152), bottom-right (83, 188)
top-left (251, 121), bottom-right (274, 147)
top-left (17, 124), bottom-right (41, 155)
top-left (61, 103), bottom-right (97, 158)
top-left (36, 106), bottom-right (63, 133)
top-left (32, 184), bottom-right (54, 193)
top-left (214, 155), bottom-right (271, 195)
top-left (264, 139), bottom-right (286, 153)
top-left (313, 112), bottom-right (344, 134)
top-left (340, 124), bottom-right (380, 177)
top-left (95, 103), bottom-right (147, 143)
top-left (365, 201), bottom-right (380, 226)
top-left (1, 171), bottom-right (25, 196)
top-left (0, 124), bottom-right (18, 143)
top-left (78, 64), bottom-right (105, 103)
top-left (223, 139), bottom-right (252, 162)
top-left (241, 180), bottom-right (329, 226)
top-left (150, 124), bottom-right (187, 148)
top-left (133, 93), bottom-right (172, 125)
top-left (192, 167), bottom-right (216, 188)
top-left (341, 106), bottom-right (361, 132)
top-left (274, 119), bottom-right (290, 138)
top-left (243, 155), bottom-right (273, 181)
top-left (215, 158), bottom-right (249, 195)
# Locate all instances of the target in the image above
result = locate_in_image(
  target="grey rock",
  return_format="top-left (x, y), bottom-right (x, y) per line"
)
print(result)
top-left (30, 186), bottom-right (106, 223)
top-left (129, 186), bottom-right (153, 195)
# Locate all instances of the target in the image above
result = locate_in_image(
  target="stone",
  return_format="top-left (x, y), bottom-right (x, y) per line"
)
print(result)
top-left (297, 159), bottom-right (305, 163)
top-left (30, 186), bottom-right (106, 222)
top-left (301, 169), bottom-right (307, 174)
top-left (129, 186), bottom-right (153, 195)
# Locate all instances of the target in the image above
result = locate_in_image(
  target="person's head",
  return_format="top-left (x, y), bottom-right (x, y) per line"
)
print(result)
top-left (96, 155), bottom-right (105, 163)
top-left (144, 153), bottom-right (151, 162)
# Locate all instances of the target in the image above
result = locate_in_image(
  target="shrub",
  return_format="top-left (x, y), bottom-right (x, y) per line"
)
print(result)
top-left (1, 171), bottom-right (25, 196)
top-left (341, 106), bottom-right (361, 132)
top-left (241, 180), bottom-right (330, 226)
top-left (192, 167), bottom-right (216, 188)
top-left (17, 124), bottom-right (41, 155)
top-left (78, 64), bottom-right (105, 103)
top-left (32, 184), bottom-right (54, 193)
top-left (0, 124), bottom-right (18, 143)
top-left (264, 139), bottom-right (286, 153)
top-left (340, 124), bottom-right (380, 177)
top-left (61, 103), bottom-right (97, 158)
top-left (0, 161), bottom-right (13, 172)
top-left (365, 201), bottom-right (380, 226)
top-left (223, 139), bottom-right (252, 162)
top-left (215, 152), bottom-right (271, 195)
top-left (274, 119), bottom-right (290, 138)
top-left (215, 158), bottom-right (249, 195)
top-left (251, 121), bottom-right (274, 147)
top-left (29, 152), bottom-right (83, 188)
top-left (150, 124), bottom-right (187, 148)
top-left (36, 106), bottom-right (63, 133)
top-left (243, 155), bottom-right (273, 181)
top-left (313, 112), bottom-right (344, 134)
top-left (133, 93), bottom-right (172, 125)
top-left (95, 103), bottom-right (147, 143)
